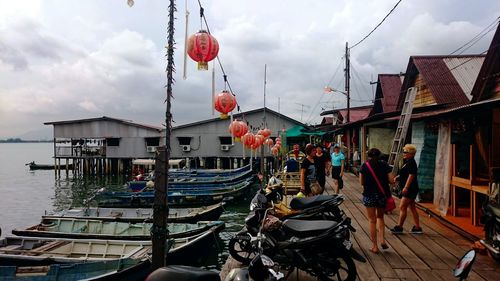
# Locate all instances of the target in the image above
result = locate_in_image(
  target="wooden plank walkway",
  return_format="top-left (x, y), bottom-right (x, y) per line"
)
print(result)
top-left (220, 173), bottom-right (500, 280)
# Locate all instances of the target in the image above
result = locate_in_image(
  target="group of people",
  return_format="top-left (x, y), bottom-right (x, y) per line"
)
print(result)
top-left (298, 142), bottom-right (422, 254)
top-left (299, 143), bottom-right (344, 196)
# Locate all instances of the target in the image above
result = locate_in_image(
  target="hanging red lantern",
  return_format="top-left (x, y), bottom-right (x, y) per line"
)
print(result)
top-left (214, 90), bottom-right (237, 119)
top-left (265, 138), bottom-right (274, 147)
top-left (271, 146), bottom-right (279, 156)
top-left (229, 120), bottom-right (248, 141)
top-left (251, 134), bottom-right (265, 150)
top-left (261, 128), bottom-right (272, 139)
top-left (187, 30), bottom-right (219, 70)
top-left (241, 133), bottom-right (255, 148)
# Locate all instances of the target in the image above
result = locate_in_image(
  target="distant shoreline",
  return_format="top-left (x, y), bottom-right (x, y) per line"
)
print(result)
top-left (0, 139), bottom-right (53, 143)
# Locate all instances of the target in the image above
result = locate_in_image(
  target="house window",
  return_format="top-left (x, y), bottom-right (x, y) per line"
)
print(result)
top-left (219, 137), bottom-right (232, 145)
top-left (145, 137), bottom-right (160, 147)
top-left (177, 137), bottom-right (192, 145)
top-left (106, 138), bottom-right (120, 147)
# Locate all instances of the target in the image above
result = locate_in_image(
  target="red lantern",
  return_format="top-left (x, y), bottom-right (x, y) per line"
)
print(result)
top-left (187, 30), bottom-right (219, 70)
top-left (265, 138), bottom-right (274, 147)
top-left (251, 134), bottom-right (265, 150)
top-left (214, 90), bottom-right (237, 119)
top-left (271, 146), bottom-right (279, 156)
top-left (241, 133), bottom-right (255, 148)
top-left (229, 120), bottom-right (248, 141)
top-left (261, 128), bottom-right (272, 139)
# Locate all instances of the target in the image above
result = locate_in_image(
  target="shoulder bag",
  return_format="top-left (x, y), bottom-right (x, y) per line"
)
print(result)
top-left (365, 161), bottom-right (396, 212)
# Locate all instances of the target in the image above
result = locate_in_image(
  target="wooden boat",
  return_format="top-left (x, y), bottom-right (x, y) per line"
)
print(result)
top-left (0, 225), bottom-right (223, 280)
top-left (127, 164), bottom-right (254, 191)
top-left (42, 202), bottom-right (225, 223)
top-left (169, 164), bottom-right (252, 177)
top-left (12, 218), bottom-right (224, 240)
top-left (0, 258), bottom-right (149, 281)
top-left (26, 161), bottom-right (74, 170)
top-left (0, 237), bottom-right (151, 266)
top-left (97, 178), bottom-right (254, 207)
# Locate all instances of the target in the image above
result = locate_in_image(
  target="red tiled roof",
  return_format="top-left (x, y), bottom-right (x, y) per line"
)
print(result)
top-left (398, 55), bottom-right (484, 110)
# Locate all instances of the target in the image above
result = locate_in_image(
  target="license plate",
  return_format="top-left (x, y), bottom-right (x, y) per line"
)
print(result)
top-left (343, 240), bottom-right (352, 250)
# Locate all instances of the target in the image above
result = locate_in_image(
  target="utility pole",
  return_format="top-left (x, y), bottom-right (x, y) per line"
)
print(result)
top-left (261, 64), bottom-right (267, 184)
top-left (344, 42), bottom-right (351, 169)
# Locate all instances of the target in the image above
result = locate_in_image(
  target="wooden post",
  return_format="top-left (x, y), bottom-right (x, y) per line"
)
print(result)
top-left (152, 147), bottom-right (168, 269)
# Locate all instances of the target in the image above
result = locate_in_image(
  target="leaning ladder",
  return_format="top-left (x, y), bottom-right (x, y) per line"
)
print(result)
top-left (388, 87), bottom-right (417, 173)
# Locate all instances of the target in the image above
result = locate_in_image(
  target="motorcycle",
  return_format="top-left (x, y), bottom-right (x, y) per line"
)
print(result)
top-left (480, 167), bottom-right (500, 261)
top-left (229, 191), bottom-right (365, 281)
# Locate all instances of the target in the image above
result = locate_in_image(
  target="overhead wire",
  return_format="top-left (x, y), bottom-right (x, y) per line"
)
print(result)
top-left (350, 0), bottom-right (403, 49)
top-left (450, 17), bottom-right (500, 55)
top-left (305, 58), bottom-right (344, 124)
top-left (196, 0), bottom-right (242, 113)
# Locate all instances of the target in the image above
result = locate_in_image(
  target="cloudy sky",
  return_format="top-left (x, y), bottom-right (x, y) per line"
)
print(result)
top-left (0, 0), bottom-right (498, 139)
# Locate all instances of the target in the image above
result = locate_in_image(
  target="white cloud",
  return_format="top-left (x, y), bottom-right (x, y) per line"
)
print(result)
top-left (0, 0), bottom-right (499, 138)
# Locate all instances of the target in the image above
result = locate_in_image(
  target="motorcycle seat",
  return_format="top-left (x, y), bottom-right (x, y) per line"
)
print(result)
top-left (485, 203), bottom-right (500, 218)
top-left (146, 265), bottom-right (220, 281)
top-left (289, 195), bottom-right (337, 210)
top-left (282, 219), bottom-right (337, 236)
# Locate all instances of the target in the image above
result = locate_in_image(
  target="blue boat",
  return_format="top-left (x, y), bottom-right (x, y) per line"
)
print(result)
top-left (97, 178), bottom-right (255, 207)
top-left (127, 164), bottom-right (254, 191)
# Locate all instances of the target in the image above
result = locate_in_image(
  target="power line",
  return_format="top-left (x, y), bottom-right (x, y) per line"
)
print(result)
top-left (450, 17), bottom-right (500, 55)
top-left (350, 0), bottom-right (403, 49)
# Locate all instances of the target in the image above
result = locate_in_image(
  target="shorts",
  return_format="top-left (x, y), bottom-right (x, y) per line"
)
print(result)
top-left (332, 166), bottom-right (342, 179)
top-left (363, 193), bottom-right (386, 208)
top-left (403, 188), bottom-right (419, 200)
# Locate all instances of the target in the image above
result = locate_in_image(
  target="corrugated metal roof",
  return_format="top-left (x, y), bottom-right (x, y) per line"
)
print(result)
top-left (338, 107), bottom-right (372, 123)
top-left (398, 55), bottom-right (485, 110)
top-left (443, 57), bottom-right (485, 100)
top-left (379, 74), bottom-right (402, 112)
top-left (44, 116), bottom-right (163, 131)
top-left (471, 24), bottom-right (500, 102)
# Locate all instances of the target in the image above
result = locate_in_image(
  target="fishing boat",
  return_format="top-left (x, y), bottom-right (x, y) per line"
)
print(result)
top-left (12, 218), bottom-right (224, 240)
top-left (0, 237), bottom-right (151, 266)
top-left (25, 161), bottom-right (74, 171)
top-left (97, 178), bottom-right (254, 207)
top-left (42, 202), bottom-right (225, 223)
top-left (0, 258), bottom-right (150, 281)
top-left (0, 225), bottom-right (223, 280)
top-left (127, 164), bottom-right (254, 191)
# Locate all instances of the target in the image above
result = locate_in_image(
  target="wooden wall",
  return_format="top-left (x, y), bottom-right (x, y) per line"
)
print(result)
top-left (414, 74), bottom-right (437, 108)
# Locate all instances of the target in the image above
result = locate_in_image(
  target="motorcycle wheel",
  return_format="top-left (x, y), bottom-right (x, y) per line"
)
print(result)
top-left (228, 231), bottom-right (257, 265)
top-left (316, 254), bottom-right (356, 281)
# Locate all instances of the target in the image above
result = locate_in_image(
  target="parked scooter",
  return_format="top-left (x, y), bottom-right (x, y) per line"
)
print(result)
top-left (229, 191), bottom-right (365, 281)
top-left (480, 167), bottom-right (500, 260)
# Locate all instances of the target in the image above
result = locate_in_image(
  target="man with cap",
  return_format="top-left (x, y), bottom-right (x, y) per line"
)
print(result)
top-left (331, 144), bottom-right (345, 194)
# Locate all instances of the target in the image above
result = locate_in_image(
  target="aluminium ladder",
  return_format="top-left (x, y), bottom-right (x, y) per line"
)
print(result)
top-left (388, 87), bottom-right (417, 173)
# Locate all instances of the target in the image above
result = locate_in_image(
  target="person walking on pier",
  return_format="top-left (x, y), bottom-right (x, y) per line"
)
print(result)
top-left (359, 148), bottom-right (394, 253)
top-left (391, 144), bottom-right (423, 234)
top-left (314, 145), bottom-right (331, 191)
top-left (331, 144), bottom-right (345, 194)
top-left (300, 144), bottom-right (318, 196)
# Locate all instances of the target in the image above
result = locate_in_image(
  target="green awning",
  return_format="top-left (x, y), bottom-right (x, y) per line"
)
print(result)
top-left (285, 125), bottom-right (325, 137)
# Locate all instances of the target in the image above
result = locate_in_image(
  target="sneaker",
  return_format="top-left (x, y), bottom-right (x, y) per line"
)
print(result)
top-left (410, 226), bottom-right (423, 234)
top-left (390, 225), bottom-right (404, 234)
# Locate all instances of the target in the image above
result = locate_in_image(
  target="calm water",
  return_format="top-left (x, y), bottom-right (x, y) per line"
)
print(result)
top-left (0, 143), bottom-right (251, 270)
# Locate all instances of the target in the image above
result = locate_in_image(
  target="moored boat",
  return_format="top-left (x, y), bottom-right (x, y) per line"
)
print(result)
top-left (12, 218), bottom-right (224, 240)
top-left (42, 202), bottom-right (225, 223)
top-left (97, 178), bottom-right (254, 207)
top-left (26, 161), bottom-right (74, 171)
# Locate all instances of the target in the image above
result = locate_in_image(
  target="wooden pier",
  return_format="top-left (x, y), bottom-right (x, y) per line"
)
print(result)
top-left (220, 173), bottom-right (500, 280)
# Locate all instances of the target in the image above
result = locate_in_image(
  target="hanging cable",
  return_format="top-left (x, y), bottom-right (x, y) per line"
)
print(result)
top-left (350, 0), bottom-right (403, 49)
top-left (197, 0), bottom-right (242, 112)
top-left (450, 17), bottom-right (499, 55)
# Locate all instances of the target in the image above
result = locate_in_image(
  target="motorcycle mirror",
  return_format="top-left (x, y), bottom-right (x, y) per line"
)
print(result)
top-left (453, 250), bottom-right (476, 280)
top-left (260, 254), bottom-right (274, 267)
